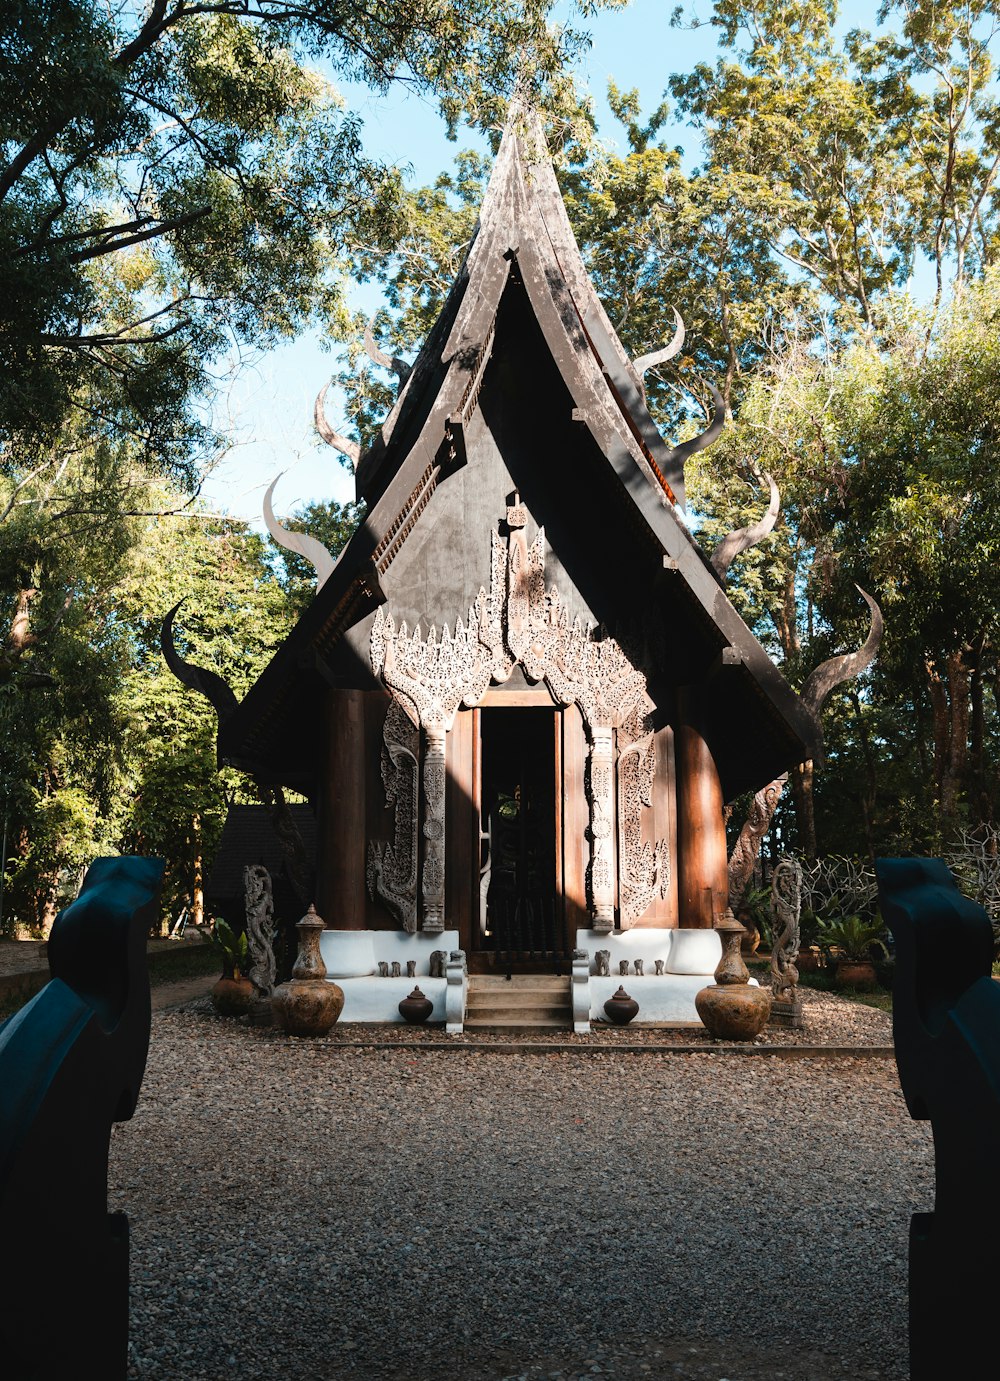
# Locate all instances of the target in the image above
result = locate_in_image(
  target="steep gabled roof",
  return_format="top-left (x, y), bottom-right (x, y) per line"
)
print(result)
top-left (217, 109), bottom-right (822, 796)
top-left (355, 109), bottom-right (716, 511)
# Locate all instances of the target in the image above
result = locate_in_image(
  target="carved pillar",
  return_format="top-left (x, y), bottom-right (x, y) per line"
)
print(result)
top-left (675, 691), bottom-right (727, 929)
top-left (421, 723), bottom-right (447, 932)
top-left (588, 723), bottom-right (616, 933)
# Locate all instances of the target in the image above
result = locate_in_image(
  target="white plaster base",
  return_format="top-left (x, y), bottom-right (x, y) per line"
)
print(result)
top-left (588, 973), bottom-right (711, 1024)
top-left (318, 930), bottom-right (467, 1029)
top-left (331, 975), bottom-right (448, 1024)
top-left (574, 927), bottom-right (757, 1027)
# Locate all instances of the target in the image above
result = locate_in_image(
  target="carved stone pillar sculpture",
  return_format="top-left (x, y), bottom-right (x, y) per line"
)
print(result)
top-left (421, 723), bottom-right (448, 932)
top-left (587, 723), bottom-right (616, 931)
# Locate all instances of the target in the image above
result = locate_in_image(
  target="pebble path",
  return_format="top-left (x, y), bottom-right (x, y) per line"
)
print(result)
top-left (111, 992), bottom-right (928, 1380)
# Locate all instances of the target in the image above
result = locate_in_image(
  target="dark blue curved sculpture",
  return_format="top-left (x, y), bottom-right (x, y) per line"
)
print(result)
top-left (876, 856), bottom-right (1000, 1381)
top-left (0, 856), bottom-right (164, 1380)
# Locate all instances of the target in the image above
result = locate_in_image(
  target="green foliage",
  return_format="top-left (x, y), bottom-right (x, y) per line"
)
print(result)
top-left (817, 913), bottom-right (889, 962)
top-left (2, 0), bottom-right (593, 473)
top-left (206, 916), bottom-right (248, 979)
top-left (0, 487), bottom-right (298, 933)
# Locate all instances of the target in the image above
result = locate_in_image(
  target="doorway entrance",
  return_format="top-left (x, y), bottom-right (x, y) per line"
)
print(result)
top-left (477, 707), bottom-right (566, 972)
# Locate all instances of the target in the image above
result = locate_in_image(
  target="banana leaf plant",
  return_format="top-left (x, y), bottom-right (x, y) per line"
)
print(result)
top-left (206, 917), bottom-right (248, 980)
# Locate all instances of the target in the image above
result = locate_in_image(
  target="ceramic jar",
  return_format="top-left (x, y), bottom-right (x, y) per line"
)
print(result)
top-left (211, 975), bottom-right (255, 1017)
top-left (604, 986), bottom-right (639, 1026)
top-left (272, 905), bottom-right (344, 1037)
top-left (398, 987), bottom-right (433, 1024)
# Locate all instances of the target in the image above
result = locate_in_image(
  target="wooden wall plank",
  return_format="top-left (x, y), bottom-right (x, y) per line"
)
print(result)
top-left (318, 688), bottom-right (367, 929)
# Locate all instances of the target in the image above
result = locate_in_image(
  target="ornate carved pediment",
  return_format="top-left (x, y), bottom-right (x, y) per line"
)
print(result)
top-left (369, 500), bottom-right (662, 931)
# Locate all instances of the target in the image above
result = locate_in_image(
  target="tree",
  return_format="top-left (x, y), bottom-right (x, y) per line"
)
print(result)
top-left (0, 489), bottom-right (296, 934)
top-left (1, 0), bottom-right (597, 470)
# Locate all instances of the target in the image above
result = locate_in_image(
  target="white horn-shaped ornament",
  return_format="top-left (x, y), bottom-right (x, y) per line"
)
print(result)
top-left (314, 383), bottom-right (361, 469)
top-left (633, 309), bottom-right (685, 379)
top-left (263, 476), bottom-right (336, 591)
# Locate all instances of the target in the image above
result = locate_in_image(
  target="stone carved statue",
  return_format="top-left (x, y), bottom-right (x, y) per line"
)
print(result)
top-left (429, 950), bottom-right (446, 978)
top-left (634, 959), bottom-right (644, 976)
top-left (243, 864), bottom-right (276, 998)
top-left (596, 950), bottom-right (611, 976)
top-left (728, 776), bottom-right (788, 912)
top-left (770, 857), bottom-right (803, 1002)
top-left (406, 960), bottom-right (417, 978)
top-left (654, 959), bottom-right (665, 976)
top-left (378, 961), bottom-right (389, 978)
top-left (390, 961), bottom-right (401, 978)
top-left (619, 959), bottom-right (630, 977)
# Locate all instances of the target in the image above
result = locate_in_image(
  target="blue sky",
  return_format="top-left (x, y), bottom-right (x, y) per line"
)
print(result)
top-left (201, 0), bottom-right (879, 524)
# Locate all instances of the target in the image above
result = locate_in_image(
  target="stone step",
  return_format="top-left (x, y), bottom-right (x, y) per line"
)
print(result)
top-left (466, 1003), bottom-right (570, 1024)
top-left (466, 988), bottom-right (571, 1009)
top-left (469, 974), bottom-right (568, 990)
top-left (464, 1016), bottom-right (571, 1031)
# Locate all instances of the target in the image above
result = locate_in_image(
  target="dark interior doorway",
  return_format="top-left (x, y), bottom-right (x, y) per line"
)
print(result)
top-left (478, 707), bottom-right (564, 971)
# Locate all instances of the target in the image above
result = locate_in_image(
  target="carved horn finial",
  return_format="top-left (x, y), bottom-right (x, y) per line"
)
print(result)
top-left (664, 384), bottom-right (726, 471)
top-left (800, 586), bottom-right (883, 719)
top-left (363, 321), bottom-right (411, 387)
top-left (710, 470), bottom-right (781, 581)
top-left (314, 383), bottom-right (361, 469)
top-left (160, 600), bottom-right (239, 723)
top-left (633, 309), bottom-right (685, 379)
top-left (263, 477), bottom-right (337, 591)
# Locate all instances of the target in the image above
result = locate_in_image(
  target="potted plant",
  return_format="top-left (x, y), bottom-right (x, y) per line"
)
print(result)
top-left (817, 914), bottom-right (888, 990)
top-left (206, 917), bottom-right (254, 1015)
top-left (736, 883), bottom-right (772, 956)
top-left (796, 907), bottom-right (825, 972)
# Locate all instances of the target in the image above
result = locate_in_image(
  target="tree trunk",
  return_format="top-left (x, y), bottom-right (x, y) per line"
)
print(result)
top-left (791, 759), bottom-right (817, 860)
top-left (849, 689), bottom-right (877, 858)
top-left (192, 812), bottom-right (204, 931)
top-left (969, 634), bottom-right (988, 824)
top-left (925, 649), bottom-right (973, 829)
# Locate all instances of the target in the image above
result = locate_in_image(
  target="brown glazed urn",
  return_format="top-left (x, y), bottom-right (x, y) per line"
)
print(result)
top-left (271, 905), bottom-right (344, 1037)
top-left (398, 986), bottom-right (433, 1024)
top-left (695, 911), bottom-right (772, 1041)
top-left (795, 946), bottom-right (824, 973)
top-left (604, 986), bottom-right (639, 1026)
top-left (834, 959), bottom-right (877, 991)
top-left (211, 975), bottom-right (255, 1017)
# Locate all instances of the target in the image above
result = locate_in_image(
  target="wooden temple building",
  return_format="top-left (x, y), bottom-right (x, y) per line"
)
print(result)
top-left (167, 111), bottom-right (877, 990)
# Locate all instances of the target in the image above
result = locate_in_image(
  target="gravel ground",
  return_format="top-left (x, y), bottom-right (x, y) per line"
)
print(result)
top-left (110, 993), bottom-right (927, 1380)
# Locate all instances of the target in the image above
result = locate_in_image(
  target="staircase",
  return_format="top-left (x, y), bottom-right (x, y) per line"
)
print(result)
top-left (464, 974), bottom-right (572, 1032)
